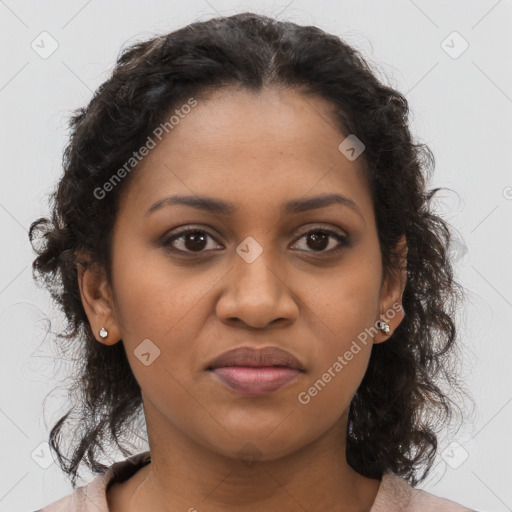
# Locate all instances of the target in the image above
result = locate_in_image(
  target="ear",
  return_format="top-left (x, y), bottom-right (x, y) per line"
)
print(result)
top-left (374, 234), bottom-right (407, 344)
top-left (75, 250), bottom-right (121, 346)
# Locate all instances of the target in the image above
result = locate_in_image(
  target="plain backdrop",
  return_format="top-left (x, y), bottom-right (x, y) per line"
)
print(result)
top-left (1, 1), bottom-right (511, 511)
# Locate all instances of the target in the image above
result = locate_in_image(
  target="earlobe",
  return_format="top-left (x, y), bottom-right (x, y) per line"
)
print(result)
top-left (374, 234), bottom-right (408, 344)
top-left (75, 251), bottom-right (121, 345)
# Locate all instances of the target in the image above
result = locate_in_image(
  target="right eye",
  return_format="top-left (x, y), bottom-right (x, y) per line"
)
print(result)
top-left (161, 227), bottom-right (224, 255)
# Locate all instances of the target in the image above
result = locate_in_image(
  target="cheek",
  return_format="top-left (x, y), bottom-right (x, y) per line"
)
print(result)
top-left (111, 239), bottom-right (214, 342)
top-left (299, 336), bottom-right (373, 414)
top-left (300, 260), bottom-right (382, 341)
top-left (293, 261), bottom-right (380, 415)
top-left (110, 246), bottom-right (219, 395)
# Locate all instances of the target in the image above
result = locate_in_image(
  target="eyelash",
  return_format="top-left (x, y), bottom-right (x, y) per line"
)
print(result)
top-left (161, 225), bottom-right (349, 257)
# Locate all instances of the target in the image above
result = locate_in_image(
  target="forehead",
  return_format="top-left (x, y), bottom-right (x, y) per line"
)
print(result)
top-left (117, 86), bottom-right (373, 223)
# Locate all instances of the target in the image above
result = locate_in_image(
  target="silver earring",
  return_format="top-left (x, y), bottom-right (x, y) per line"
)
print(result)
top-left (99, 326), bottom-right (108, 339)
top-left (376, 321), bottom-right (391, 335)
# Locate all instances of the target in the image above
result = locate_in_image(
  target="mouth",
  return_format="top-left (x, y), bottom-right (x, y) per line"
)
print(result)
top-left (206, 346), bottom-right (305, 396)
top-left (208, 366), bottom-right (302, 395)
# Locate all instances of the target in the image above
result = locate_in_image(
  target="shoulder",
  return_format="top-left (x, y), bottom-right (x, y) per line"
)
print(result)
top-left (32, 451), bottom-right (151, 512)
top-left (30, 471), bottom-right (111, 512)
top-left (371, 470), bottom-right (478, 512)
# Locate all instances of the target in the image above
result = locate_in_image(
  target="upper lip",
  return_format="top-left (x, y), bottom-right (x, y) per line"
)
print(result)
top-left (206, 346), bottom-right (305, 371)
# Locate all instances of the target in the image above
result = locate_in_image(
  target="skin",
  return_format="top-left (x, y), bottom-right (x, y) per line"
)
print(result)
top-left (77, 85), bottom-right (407, 512)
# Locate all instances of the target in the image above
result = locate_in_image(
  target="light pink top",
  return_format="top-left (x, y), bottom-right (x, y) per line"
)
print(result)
top-left (33, 451), bottom-right (477, 511)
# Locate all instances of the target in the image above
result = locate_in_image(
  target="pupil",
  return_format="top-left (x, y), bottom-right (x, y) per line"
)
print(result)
top-left (309, 232), bottom-right (328, 251)
top-left (185, 232), bottom-right (207, 251)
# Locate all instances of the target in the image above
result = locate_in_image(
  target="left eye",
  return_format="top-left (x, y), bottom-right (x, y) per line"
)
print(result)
top-left (291, 229), bottom-right (348, 254)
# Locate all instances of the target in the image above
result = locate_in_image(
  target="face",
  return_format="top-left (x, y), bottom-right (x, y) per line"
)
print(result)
top-left (78, 86), bottom-right (406, 462)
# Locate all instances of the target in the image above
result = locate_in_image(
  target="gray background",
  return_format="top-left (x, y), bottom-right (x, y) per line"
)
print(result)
top-left (1, 1), bottom-right (511, 511)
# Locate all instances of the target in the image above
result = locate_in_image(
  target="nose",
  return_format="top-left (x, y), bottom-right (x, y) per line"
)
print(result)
top-left (215, 246), bottom-right (298, 329)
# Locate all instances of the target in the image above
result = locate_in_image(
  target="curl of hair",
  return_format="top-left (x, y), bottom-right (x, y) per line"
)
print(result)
top-left (29, 12), bottom-right (471, 488)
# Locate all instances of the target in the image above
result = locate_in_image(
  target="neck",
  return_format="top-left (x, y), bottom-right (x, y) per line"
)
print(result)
top-left (123, 404), bottom-right (381, 512)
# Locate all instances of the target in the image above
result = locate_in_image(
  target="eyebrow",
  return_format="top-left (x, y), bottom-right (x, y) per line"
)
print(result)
top-left (145, 193), bottom-right (364, 220)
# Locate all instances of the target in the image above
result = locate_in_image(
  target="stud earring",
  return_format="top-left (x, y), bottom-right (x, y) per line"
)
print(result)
top-left (99, 326), bottom-right (108, 339)
top-left (376, 320), bottom-right (391, 335)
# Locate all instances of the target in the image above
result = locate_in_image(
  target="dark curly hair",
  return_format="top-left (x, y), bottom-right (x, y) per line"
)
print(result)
top-left (29, 11), bottom-right (472, 489)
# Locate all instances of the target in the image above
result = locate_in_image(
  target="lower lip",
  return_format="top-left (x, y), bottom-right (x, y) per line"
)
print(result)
top-left (209, 366), bottom-right (301, 395)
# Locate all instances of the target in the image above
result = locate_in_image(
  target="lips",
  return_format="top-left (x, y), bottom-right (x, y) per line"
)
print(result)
top-left (206, 346), bottom-right (305, 371)
top-left (206, 346), bottom-right (305, 395)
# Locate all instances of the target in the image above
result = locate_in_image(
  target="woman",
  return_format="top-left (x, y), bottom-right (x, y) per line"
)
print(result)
top-left (29, 11), bottom-right (476, 511)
